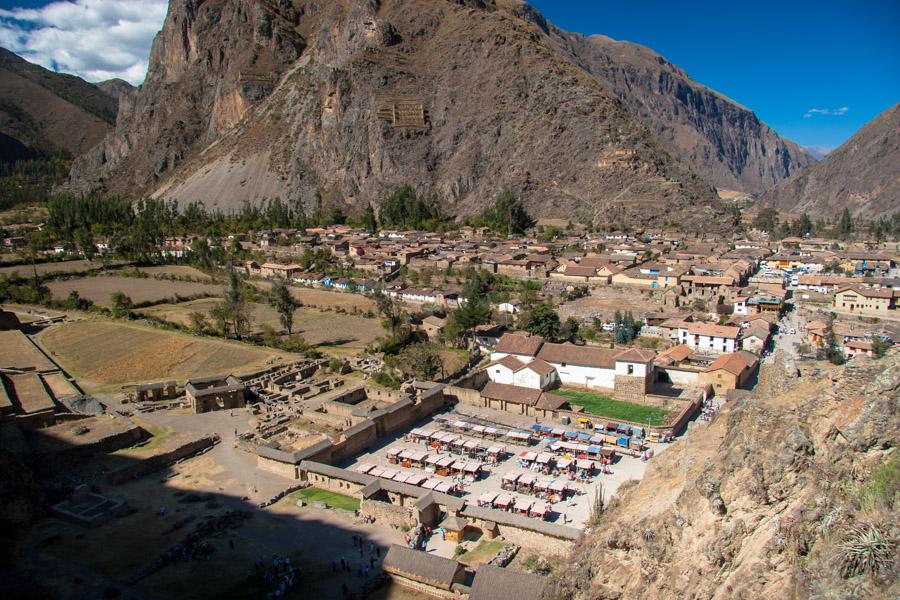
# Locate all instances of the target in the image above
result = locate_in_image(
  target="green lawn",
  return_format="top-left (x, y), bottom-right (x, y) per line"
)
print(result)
top-left (556, 389), bottom-right (670, 425)
top-left (291, 487), bottom-right (360, 512)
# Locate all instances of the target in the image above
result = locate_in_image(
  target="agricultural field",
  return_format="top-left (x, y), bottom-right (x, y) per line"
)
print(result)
top-left (46, 275), bottom-right (223, 307)
top-left (125, 264), bottom-right (214, 281)
top-left (253, 281), bottom-right (377, 312)
top-left (38, 320), bottom-right (296, 391)
top-left (138, 299), bottom-right (385, 351)
top-left (0, 258), bottom-right (125, 278)
top-left (555, 389), bottom-right (671, 425)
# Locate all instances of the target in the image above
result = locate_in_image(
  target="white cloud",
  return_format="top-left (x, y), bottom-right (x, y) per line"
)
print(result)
top-left (0, 0), bottom-right (168, 85)
top-left (803, 106), bottom-right (850, 118)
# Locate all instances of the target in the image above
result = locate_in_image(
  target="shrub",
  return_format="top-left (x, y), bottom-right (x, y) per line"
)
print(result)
top-left (836, 522), bottom-right (896, 578)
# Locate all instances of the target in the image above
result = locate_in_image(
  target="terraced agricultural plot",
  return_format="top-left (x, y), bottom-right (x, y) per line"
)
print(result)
top-left (138, 299), bottom-right (385, 350)
top-left (124, 264), bottom-right (214, 280)
top-left (0, 259), bottom-right (125, 278)
top-left (253, 281), bottom-right (376, 312)
top-left (38, 320), bottom-right (296, 390)
top-left (46, 275), bottom-right (223, 307)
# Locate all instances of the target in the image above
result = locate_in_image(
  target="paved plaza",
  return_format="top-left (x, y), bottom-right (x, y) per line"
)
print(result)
top-left (343, 407), bottom-right (671, 528)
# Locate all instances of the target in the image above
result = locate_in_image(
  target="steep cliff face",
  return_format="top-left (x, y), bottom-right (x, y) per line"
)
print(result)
top-left (0, 48), bottom-right (117, 160)
top-left (67, 0), bottom-right (740, 231)
top-left (546, 31), bottom-right (816, 195)
top-left (760, 103), bottom-right (899, 219)
top-left (555, 352), bottom-right (899, 599)
top-left (68, 0), bottom-right (305, 194)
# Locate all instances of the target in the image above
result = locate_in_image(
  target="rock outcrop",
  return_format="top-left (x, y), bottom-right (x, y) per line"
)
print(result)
top-left (760, 103), bottom-right (899, 219)
top-left (67, 0), bottom-right (745, 231)
top-left (555, 351), bottom-right (899, 599)
top-left (547, 31), bottom-right (816, 195)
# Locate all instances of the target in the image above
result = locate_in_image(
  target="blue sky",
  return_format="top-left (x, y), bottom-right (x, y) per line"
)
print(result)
top-left (1, 1), bottom-right (898, 151)
top-left (530, 0), bottom-right (900, 151)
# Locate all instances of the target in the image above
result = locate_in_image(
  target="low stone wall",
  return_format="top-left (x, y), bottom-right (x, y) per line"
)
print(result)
top-left (360, 498), bottom-right (417, 529)
top-left (443, 385), bottom-right (482, 407)
top-left (107, 435), bottom-right (217, 484)
top-left (385, 575), bottom-right (461, 600)
top-left (330, 386), bottom-right (368, 405)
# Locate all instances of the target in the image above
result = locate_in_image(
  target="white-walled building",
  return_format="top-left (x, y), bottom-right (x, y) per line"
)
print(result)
top-left (487, 355), bottom-right (557, 390)
top-left (486, 334), bottom-right (655, 395)
top-left (678, 323), bottom-right (740, 354)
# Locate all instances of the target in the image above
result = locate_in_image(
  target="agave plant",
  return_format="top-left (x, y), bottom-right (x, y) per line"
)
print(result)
top-left (837, 522), bottom-right (896, 578)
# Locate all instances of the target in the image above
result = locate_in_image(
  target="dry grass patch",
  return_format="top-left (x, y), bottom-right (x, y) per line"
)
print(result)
top-left (47, 276), bottom-right (223, 307)
top-left (138, 299), bottom-right (384, 350)
top-left (38, 320), bottom-right (295, 389)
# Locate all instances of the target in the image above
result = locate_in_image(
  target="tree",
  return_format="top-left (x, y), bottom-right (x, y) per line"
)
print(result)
top-left (209, 302), bottom-right (230, 338)
top-left (110, 291), bottom-right (132, 318)
top-left (363, 204), bottom-right (377, 234)
top-left (479, 189), bottom-right (533, 236)
top-left (66, 290), bottom-right (93, 311)
top-left (519, 301), bottom-right (560, 341)
top-left (188, 311), bottom-right (210, 334)
top-left (614, 310), bottom-right (638, 343)
top-left (823, 329), bottom-right (845, 365)
top-left (561, 317), bottom-right (580, 342)
top-left (836, 208), bottom-right (854, 239)
top-left (752, 207), bottom-right (779, 233)
top-left (267, 278), bottom-right (299, 334)
top-left (261, 323), bottom-right (278, 348)
top-left (374, 290), bottom-right (404, 337)
top-left (400, 342), bottom-right (444, 380)
top-left (871, 336), bottom-right (891, 359)
top-left (447, 285), bottom-right (491, 344)
top-left (211, 264), bottom-right (251, 339)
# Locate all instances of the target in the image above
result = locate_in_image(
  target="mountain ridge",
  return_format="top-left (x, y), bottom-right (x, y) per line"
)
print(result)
top-left (63, 0), bottom-right (811, 230)
top-left (760, 102), bottom-right (899, 219)
top-left (0, 47), bottom-right (118, 160)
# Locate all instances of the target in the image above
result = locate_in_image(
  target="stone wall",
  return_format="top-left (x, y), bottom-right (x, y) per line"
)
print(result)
top-left (257, 455), bottom-right (299, 479)
top-left (332, 420), bottom-right (378, 463)
top-left (360, 498), bottom-right (417, 529)
top-left (614, 375), bottom-right (649, 402)
top-left (443, 385), bottom-right (483, 407)
top-left (305, 470), bottom-right (367, 496)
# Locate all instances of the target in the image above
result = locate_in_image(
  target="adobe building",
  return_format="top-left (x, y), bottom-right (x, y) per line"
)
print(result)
top-left (185, 375), bottom-right (246, 413)
top-left (382, 544), bottom-right (466, 595)
top-left (135, 381), bottom-right (178, 402)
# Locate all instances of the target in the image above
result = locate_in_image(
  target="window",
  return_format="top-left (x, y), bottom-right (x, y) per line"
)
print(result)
top-left (627, 364), bottom-right (634, 375)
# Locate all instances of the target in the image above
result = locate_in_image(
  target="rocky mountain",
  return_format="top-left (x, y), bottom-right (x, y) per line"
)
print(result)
top-left (0, 48), bottom-right (118, 161)
top-left (546, 31), bottom-right (816, 195)
top-left (95, 79), bottom-right (136, 100)
top-left (556, 351), bottom-right (899, 599)
top-left (67, 0), bottom-right (745, 231)
top-left (760, 103), bottom-right (899, 219)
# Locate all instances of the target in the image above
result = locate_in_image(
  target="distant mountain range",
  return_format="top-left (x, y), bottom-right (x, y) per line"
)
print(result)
top-left (803, 146), bottom-right (832, 160)
top-left (1, 1), bottom-right (893, 226)
top-left (61, 0), bottom-right (819, 231)
top-left (761, 103), bottom-right (899, 219)
top-left (0, 47), bottom-right (127, 161)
